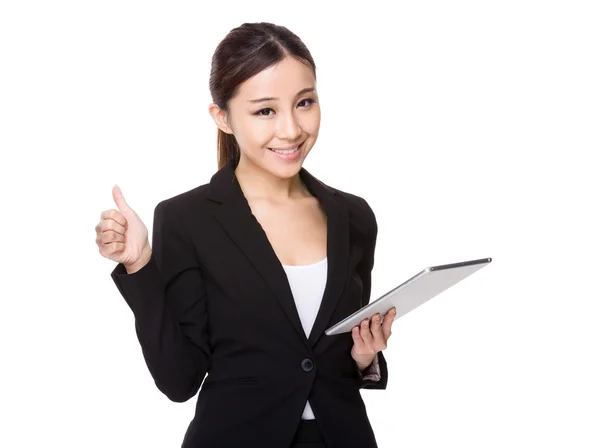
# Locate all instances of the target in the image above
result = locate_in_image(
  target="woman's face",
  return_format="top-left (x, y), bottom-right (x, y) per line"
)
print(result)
top-left (210, 55), bottom-right (321, 180)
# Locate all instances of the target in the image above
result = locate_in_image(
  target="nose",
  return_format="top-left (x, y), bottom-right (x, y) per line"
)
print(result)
top-left (275, 110), bottom-right (302, 142)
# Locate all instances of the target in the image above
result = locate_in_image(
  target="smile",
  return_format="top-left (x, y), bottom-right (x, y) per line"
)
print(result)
top-left (269, 146), bottom-right (299, 154)
top-left (268, 140), bottom-right (305, 160)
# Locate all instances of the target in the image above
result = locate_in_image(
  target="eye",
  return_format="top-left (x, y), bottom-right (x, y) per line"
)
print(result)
top-left (255, 108), bottom-right (273, 117)
top-left (298, 98), bottom-right (316, 107)
top-left (254, 98), bottom-right (317, 117)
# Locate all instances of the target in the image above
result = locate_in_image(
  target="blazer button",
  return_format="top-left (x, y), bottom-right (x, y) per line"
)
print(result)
top-left (301, 358), bottom-right (314, 372)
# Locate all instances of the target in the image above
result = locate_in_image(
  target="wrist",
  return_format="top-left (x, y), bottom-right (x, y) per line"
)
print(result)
top-left (125, 244), bottom-right (152, 274)
top-left (355, 355), bottom-right (376, 372)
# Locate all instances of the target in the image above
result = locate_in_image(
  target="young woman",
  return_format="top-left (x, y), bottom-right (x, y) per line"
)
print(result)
top-left (96, 22), bottom-right (396, 448)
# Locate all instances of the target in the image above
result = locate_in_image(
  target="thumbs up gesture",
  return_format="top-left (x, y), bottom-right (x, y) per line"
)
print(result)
top-left (96, 185), bottom-right (152, 272)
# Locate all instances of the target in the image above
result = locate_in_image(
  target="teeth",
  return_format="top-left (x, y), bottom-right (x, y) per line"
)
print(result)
top-left (271, 145), bottom-right (299, 154)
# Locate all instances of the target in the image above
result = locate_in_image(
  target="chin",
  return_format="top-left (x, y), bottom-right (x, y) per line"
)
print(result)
top-left (264, 147), bottom-right (309, 176)
top-left (240, 142), bottom-right (310, 177)
top-left (266, 161), bottom-right (303, 179)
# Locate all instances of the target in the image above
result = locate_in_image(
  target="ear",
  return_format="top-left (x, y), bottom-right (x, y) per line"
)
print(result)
top-left (208, 103), bottom-right (234, 135)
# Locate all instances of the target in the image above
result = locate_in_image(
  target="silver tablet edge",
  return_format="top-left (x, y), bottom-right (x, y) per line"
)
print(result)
top-left (325, 269), bottom-right (428, 335)
top-left (325, 257), bottom-right (492, 335)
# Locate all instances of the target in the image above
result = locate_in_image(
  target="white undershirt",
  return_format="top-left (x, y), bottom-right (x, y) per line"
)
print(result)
top-left (281, 256), bottom-right (328, 420)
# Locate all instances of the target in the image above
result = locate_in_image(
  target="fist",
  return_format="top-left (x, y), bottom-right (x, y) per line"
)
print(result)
top-left (95, 185), bottom-right (150, 268)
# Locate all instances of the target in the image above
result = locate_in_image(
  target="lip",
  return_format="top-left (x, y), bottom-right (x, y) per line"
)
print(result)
top-left (269, 140), bottom-right (306, 150)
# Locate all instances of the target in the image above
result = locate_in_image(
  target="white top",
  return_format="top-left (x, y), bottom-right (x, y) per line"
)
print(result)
top-left (281, 256), bottom-right (327, 420)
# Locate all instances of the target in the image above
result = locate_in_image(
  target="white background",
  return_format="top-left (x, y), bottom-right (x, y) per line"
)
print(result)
top-left (1, 1), bottom-right (598, 447)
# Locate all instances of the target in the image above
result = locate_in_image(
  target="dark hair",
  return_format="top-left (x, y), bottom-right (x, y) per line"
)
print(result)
top-left (209, 22), bottom-right (317, 170)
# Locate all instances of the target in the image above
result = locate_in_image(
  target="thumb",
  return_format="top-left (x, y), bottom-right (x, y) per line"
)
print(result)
top-left (112, 184), bottom-right (131, 213)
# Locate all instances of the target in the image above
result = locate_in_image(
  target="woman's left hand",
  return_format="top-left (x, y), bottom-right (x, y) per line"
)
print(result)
top-left (351, 307), bottom-right (396, 371)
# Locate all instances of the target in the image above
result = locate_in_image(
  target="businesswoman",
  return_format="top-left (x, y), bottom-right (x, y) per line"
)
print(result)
top-left (96, 22), bottom-right (396, 448)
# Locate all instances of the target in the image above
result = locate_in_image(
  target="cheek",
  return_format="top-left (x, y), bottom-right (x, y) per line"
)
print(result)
top-left (304, 110), bottom-right (321, 136)
top-left (236, 121), bottom-right (271, 149)
top-left (252, 123), bottom-right (275, 147)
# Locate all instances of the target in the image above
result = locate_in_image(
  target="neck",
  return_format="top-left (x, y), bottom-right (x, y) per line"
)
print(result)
top-left (234, 157), bottom-right (307, 202)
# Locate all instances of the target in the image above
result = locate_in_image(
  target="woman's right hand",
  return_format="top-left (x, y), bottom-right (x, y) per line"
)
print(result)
top-left (96, 185), bottom-right (152, 271)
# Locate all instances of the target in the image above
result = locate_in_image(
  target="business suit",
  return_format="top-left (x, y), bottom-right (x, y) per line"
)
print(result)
top-left (110, 156), bottom-right (389, 447)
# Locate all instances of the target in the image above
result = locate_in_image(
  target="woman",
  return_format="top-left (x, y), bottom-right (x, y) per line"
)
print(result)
top-left (96, 22), bottom-right (396, 448)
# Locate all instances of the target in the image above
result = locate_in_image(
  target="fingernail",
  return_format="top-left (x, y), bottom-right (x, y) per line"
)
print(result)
top-left (374, 314), bottom-right (380, 320)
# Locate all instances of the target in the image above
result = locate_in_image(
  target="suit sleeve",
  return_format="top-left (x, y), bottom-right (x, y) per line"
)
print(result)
top-left (110, 201), bottom-right (211, 402)
top-left (357, 197), bottom-right (389, 390)
top-left (356, 351), bottom-right (381, 381)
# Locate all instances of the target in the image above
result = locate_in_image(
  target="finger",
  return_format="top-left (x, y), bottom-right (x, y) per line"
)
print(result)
top-left (101, 241), bottom-right (126, 255)
top-left (101, 209), bottom-right (127, 228)
top-left (382, 308), bottom-right (396, 340)
top-left (100, 230), bottom-right (125, 245)
top-left (351, 326), bottom-right (365, 350)
top-left (360, 318), bottom-right (373, 346)
top-left (112, 184), bottom-right (131, 213)
top-left (100, 217), bottom-right (127, 236)
top-left (370, 313), bottom-right (386, 349)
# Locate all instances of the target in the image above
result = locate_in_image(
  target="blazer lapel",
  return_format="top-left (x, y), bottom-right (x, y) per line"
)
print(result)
top-left (207, 158), bottom-right (350, 349)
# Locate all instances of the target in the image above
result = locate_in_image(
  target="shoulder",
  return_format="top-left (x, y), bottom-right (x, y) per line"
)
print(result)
top-left (153, 182), bottom-right (212, 219)
top-left (151, 174), bottom-right (377, 233)
top-left (326, 183), bottom-right (377, 236)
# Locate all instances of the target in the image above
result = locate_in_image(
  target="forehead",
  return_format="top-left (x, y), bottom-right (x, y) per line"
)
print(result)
top-left (236, 56), bottom-right (315, 99)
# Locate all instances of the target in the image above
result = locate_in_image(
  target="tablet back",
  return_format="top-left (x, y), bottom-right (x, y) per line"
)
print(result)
top-left (325, 257), bottom-right (492, 335)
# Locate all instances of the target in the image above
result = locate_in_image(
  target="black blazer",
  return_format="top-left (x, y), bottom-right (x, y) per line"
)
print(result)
top-left (110, 157), bottom-right (388, 448)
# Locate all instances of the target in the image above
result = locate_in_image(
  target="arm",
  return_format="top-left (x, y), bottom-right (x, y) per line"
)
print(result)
top-left (110, 201), bottom-right (211, 402)
top-left (356, 197), bottom-right (388, 390)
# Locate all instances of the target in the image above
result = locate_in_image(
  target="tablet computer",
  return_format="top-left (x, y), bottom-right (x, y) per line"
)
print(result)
top-left (325, 257), bottom-right (492, 335)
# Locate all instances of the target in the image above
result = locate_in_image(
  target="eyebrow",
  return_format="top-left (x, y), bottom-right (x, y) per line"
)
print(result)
top-left (247, 87), bottom-right (316, 104)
